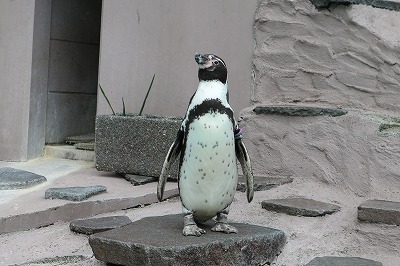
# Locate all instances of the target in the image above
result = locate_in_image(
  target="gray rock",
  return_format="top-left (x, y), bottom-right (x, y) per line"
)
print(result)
top-left (358, 199), bottom-right (400, 225)
top-left (253, 105), bottom-right (347, 117)
top-left (70, 216), bottom-right (131, 235)
top-left (74, 141), bottom-right (95, 151)
top-left (305, 256), bottom-right (383, 266)
top-left (89, 214), bottom-right (286, 266)
top-left (309, 0), bottom-right (400, 12)
top-left (237, 175), bottom-right (293, 192)
top-left (65, 132), bottom-right (95, 144)
top-left (0, 167), bottom-right (47, 190)
top-left (124, 174), bottom-right (157, 186)
top-left (45, 185), bottom-right (106, 201)
top-left (95, 114), bottom-right (182, 178)
top-left (262, 198), bottom-right (341, 217)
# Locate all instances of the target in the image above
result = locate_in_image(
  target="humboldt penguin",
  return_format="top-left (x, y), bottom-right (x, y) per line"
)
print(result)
top-left (158, 53), bottom-right (254, 236)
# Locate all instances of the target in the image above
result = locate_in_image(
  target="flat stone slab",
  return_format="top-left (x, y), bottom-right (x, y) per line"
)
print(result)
top-left (253, 105), bottom-right (347, 117)
top-left (45, 185), bottom-right (107, 201)
top-left (89, 214), bottom-right (286, 266)
top-left (0, 167), bottom-right (47, 190)
top-left (70, 216), bottom-right (131, 235)
top-left (124, 174), bottom-right (157, 186)
top-left (65, 133), bottom-right (95, 144)
top-left (74, 141), bottom-right (95, 151)
top-left (262, 198), bottom-right (340, 217)
top-left (305, 256), bottom-right (383, 266)
top-left (358, 199), bottom-right (400, 225)
top-left (237, 175), bottom-right (293, 192)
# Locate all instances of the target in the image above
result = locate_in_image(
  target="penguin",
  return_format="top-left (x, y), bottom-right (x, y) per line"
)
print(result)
top-left (157, 53), bottom-right (254, 236)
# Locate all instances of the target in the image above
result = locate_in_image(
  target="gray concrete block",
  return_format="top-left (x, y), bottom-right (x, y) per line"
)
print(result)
top-left (48, 40), bottom-right (99, 94)
top-left (262, 198), bottom-right (341, 217)
top-left (0, 167), bottom-right (47, 190)
top-left (237, 175), bottom-right (293, 192)
top-left (89, 214), bottom-right (286, 266)
top-left (95, 114), bottom-right (183, 178)
top-left (305, 256), bottom-right (383, 266)
top-left (45, 185), bottom-right (106, 201)
top-left (45, 93), bottom-right (96, 143)
top-left (358, 199), bottom-right (400, 225)
top-left (70, 216), bottom-right (131, 235)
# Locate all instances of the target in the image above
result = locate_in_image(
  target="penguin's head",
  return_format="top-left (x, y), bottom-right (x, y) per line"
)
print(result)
top-left (195, 53), bottom-right (227, 84)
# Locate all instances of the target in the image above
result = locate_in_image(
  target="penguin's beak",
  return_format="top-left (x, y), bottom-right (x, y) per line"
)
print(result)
top-left (195, 53), bottom-right (208, 65)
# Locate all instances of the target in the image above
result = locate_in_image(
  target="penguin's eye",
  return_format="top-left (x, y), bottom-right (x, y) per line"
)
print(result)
top-left (213, 61), bottom-right (220, 65)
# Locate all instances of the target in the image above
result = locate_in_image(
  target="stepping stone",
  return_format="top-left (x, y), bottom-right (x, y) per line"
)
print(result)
top-left (45, 185), bottom-right (107, 201)
top-left (123, 174), bottom-right (157, 186)
top-left (305, 256), bottom-right (383, 266)
top-left (89, 214), bottom-right (286, 266)
top-left (262, 198), bottom-right (340, 217)
top-left (358, 199), bottom-right (400, 225)
top-left (237, 175), bottom-right (293, 192)
top-left (0, 167), bottom-right (47, 190)
top-left (74, 141), bottom-right (95, 151)
top-left (70, 216), bottom-right (131, 235)
top-left (65, 133), bottom-right (95, 144)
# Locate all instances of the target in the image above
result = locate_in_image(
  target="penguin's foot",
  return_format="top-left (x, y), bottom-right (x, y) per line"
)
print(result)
top-left (183, 224), bottom-right (207, 236)
top-left (211, 222), bottom-right (238, 234)
top-left (182, 212), bottom-right (206, 237)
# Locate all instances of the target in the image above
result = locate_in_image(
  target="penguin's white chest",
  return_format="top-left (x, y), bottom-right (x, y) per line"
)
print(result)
top-left (179, 111), bottom-right (238, 221)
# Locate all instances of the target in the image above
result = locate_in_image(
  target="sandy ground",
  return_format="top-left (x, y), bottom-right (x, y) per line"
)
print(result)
top-left (1, 167), bottom-right (399, 266)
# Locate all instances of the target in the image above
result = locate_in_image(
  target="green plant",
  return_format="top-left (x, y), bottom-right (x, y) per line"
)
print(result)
top-left (99, 74), bottom-right (155, 116)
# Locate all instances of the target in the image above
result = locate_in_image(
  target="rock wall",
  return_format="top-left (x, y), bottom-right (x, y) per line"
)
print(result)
top-left (251, 0), bottom-right (400, 113)
top-left (242, 0), bottom-right (400, 196)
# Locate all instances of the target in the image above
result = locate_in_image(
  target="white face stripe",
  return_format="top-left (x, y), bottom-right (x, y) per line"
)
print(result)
top-left (198, 54), bottom-right (226, 69)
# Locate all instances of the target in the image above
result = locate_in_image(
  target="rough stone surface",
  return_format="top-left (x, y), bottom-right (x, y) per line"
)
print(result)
top-left (310, 0), bottom-right (400, 11)
top-left (45, 185), bottom-right (107, 201)
top-left (237, 175), bottom-right (293, 192)
top-left (89, 214), bottom-right (286, 266)
top-left (14, 255), bottom-right (91, 266)
top-left (253, 0), bottom-right (400, 113)
top-left (0, 167), bottom-right (47, 190)
top-left (95, 114), bottom-right (182, 178)
top-left (70, 216), bottom-right (131, 235)
top-left (239, 109), bottom-right (400, 198)
top-left (262, 198), bottom-right (340, 217)
top-left (305, 256), bottom-right (383, 266)
top-left (123, 174), bottom-right (158, 186)
top-left (253, 105), bottom-right (347, 117)
top-left (358, 199), bottom-right (400, 225)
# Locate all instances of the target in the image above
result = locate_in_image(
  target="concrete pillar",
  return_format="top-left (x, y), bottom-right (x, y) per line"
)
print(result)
top-left (0, 0), bottom-right (51, 161)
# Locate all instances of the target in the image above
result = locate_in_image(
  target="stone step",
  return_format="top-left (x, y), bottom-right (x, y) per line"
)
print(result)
top-left (0, 167), bottom-right (47, 190)
top-left (44, 145), bottom-right (95, 162)
top-left (305, 256), bottom-right (383, 266)
top-left (358, 199), bottom-right (400, 225)
top-left (89, 214), bottom-right (286, 266)
top-left (237, 175), bottom-right (293, 192)
top-left (70, 216), bottom-right (132, 235)
top-left (261, 197), bottom-right (340, 217)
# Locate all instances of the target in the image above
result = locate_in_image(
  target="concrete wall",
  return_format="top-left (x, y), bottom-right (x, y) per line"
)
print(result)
top-left (45, 0), bottom-right (101, 143)
top-left (98, 0), bottom-right (259, 117)
top-left (0, 0), bottom-right (51, 161)
top-left (252, 0), bottom-right (400, 113)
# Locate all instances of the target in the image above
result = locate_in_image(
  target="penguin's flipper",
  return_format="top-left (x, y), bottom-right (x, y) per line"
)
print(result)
top-left (235, 139), bottom-right (254, 203)
top-left (157, 129), bottom-right (183, 201)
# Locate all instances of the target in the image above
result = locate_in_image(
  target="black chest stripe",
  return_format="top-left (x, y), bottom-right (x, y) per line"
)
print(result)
top-left (178, 99), bottom-right (235, 171)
